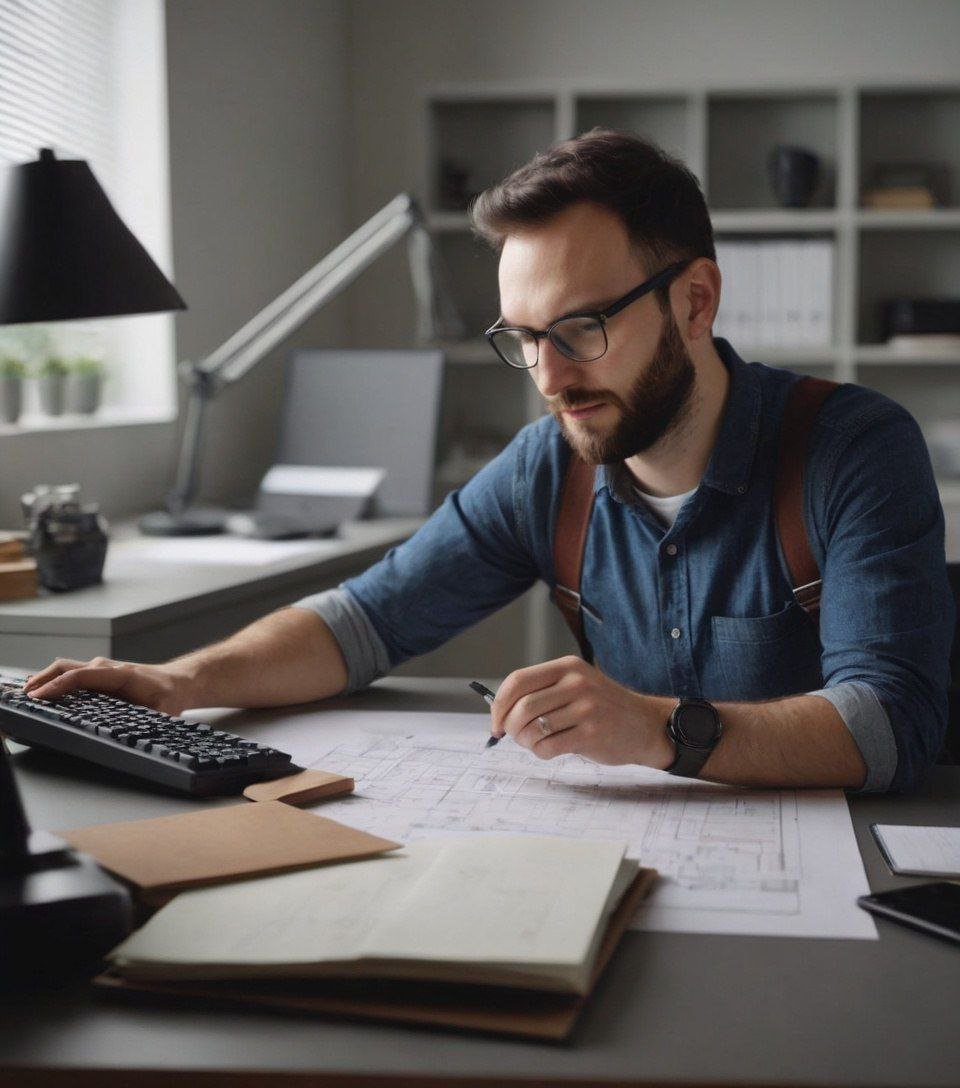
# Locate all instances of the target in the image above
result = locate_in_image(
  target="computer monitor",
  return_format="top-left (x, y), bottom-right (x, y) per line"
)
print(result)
top-left (274, 349), bottom-right (444, 517)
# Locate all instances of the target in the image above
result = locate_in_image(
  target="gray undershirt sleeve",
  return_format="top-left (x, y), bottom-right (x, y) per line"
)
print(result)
top-left (807, 680), bottom-right (898, 793)
top-left (290, 586), bottom-right (391, 695)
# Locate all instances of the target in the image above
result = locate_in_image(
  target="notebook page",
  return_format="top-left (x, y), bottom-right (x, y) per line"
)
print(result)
top-left (364, 836), bottom-right (629, 967)
top-left (109, 848), bottom-right (435, 974)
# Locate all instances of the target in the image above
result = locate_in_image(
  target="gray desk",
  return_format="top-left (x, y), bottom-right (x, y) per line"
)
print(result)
top-left (0, 519), bottom-right (422, 669)
top-left (2, 677), bottom-right (959, 1087)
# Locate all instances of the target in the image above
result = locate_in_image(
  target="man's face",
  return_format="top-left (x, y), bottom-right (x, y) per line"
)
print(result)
top-left (497, 202), bottom-right (696, 465)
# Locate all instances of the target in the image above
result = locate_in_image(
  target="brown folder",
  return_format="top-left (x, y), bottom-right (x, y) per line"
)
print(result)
top-left (63, 800), bottom-right (400, 911)
top-left (94, 867), bottom-right (657, 1041)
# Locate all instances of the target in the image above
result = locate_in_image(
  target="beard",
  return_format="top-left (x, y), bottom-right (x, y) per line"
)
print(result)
top-left (549, 308), bottom-right (696, 465)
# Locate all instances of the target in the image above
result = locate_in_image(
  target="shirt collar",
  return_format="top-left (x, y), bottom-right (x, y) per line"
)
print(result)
top-left (599, 337), bottom-right (762, 500)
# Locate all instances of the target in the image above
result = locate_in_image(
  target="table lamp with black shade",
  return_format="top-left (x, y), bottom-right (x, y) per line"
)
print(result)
top-left (0, 147), bottom-right (186, 324)
top-left (0, 147), bottom-right (185, 978)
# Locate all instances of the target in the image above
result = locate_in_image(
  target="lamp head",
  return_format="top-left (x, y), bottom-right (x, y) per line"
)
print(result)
top-left (0, 147), bottom-right (186, 324)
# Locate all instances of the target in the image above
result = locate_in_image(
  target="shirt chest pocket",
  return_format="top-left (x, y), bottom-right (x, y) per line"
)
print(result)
top-left (710, 601), bottom-right (823, 701)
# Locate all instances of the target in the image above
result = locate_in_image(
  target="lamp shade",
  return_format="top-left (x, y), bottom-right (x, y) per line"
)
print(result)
top-left (0, 148), bottom-right (186, 324)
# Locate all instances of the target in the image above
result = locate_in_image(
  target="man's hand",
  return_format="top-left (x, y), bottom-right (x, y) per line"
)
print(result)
top-left (23, 657), bottom-right (192, 715)
top-left (490, 656), bottom-right (675, 768)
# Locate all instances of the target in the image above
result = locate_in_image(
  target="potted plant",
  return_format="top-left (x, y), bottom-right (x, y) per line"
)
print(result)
top-left (70, 356), bottom-right (106, 415)
top-left (0, 356), bottom-right (27, 423)
top-left (38, 356), bottom-right (69, 416)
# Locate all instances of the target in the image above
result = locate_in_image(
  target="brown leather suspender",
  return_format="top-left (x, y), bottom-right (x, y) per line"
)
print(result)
top-left (551, 375), bottom-right (840, 655)
top-left (551, 454), bottom-right (597, 658)
top-left (773, 375), bottom-right (839, 625)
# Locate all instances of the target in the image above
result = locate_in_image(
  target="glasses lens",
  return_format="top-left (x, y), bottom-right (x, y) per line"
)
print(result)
top-left (490, 328), bottom-right (538, 369)
top-left (549, 316), bottom-right (607, 362)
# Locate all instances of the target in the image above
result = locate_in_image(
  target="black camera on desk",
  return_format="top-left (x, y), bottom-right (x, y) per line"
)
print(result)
top-left (21, 484), bottom-right (109, 592)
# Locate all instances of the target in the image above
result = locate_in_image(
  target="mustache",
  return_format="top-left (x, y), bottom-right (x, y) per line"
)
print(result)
top-left (549, 388), bottom-right (626, 413)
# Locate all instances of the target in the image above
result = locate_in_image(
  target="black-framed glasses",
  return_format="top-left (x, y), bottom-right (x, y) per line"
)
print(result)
top-left (485, 258), bottom-right (692, 370)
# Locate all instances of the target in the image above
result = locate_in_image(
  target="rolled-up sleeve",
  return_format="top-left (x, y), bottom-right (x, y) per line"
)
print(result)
top-left (812, 400), bottom-right (954, 792)
top-left (336, 424), bottom-right (541, 669)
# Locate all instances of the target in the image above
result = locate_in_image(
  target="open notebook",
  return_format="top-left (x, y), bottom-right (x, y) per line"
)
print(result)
top-left (107, 836), bottom-right (644, 996)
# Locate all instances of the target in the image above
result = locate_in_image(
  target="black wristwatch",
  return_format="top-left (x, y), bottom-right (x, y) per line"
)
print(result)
top-left (665, 696), bottom-right (723, 778)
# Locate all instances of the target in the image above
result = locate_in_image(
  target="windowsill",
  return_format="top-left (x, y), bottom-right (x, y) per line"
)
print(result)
top-left (0, 406), bottom-right (176, 437)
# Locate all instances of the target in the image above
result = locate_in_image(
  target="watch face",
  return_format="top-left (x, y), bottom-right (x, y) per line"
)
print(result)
top-left (676, 702), bottom-right (720, 748)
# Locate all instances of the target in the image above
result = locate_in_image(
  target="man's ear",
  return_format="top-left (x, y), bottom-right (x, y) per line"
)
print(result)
top-left (675, 258), bottom-right (721, 342)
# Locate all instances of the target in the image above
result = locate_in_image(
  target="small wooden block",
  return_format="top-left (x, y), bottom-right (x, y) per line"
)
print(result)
top-left (243, 769), bottom-right (354, 806)
top-left (0, 535), bottom-right (27, 562)
top-left (0, 558), bottom-right (38, 602)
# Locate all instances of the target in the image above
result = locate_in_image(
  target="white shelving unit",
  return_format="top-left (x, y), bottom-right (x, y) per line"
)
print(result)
top-left (418, 80), bottom-right (960, 667)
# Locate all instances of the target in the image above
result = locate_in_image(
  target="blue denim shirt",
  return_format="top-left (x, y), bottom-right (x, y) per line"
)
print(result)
top-left (296, 338), bottom-right (954, 793)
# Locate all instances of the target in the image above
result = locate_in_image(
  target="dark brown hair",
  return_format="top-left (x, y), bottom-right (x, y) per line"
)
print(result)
top-left (470, 128), bottom-right (715, 310)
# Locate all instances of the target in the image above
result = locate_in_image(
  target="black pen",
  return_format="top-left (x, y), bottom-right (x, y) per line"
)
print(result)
top-left (469, 681), bottom-right (502, 747)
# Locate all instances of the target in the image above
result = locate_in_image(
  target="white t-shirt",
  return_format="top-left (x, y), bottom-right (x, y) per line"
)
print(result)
top-left (633, 484), bottom-right (698, 529)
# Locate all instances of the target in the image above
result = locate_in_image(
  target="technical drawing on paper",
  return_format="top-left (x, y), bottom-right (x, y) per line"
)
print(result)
top-left (279, 712), bottom-right (874, 939)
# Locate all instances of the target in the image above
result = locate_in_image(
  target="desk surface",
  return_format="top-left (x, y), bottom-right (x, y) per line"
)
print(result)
top-left (0, 519), bottom-right (422, 669)
top-left (0, 519), bottom-right (423, 636)
top-left (3, 678), bottom-right (959, 1088)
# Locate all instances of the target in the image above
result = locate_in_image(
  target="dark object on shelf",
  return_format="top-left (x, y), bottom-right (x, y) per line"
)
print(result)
top-left (438, 157), bottom-right (475, 211)
top-left (883, 298), bottom-right (960, 340)
top-left (767, 145), bottom-right (821, 208)
top-left (21, 483), bottom-right (109, 592)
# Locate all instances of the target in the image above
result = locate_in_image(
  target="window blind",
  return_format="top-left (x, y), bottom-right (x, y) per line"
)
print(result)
top-left (0, 0), bottom-right (116, 180)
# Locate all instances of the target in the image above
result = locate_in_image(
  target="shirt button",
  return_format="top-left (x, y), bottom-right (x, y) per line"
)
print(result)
top-left (670, 627), bottom-right (682, 639)
top-left (665, 543), bottom-right (678, 556)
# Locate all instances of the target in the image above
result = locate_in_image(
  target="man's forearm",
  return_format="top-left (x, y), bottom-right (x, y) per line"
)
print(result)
top-left (667, 692), bottom-right (868, 789)
top-left (167, 606), bottom-right (348, 710)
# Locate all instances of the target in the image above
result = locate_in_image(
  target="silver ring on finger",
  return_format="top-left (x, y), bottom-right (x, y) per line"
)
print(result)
top-left (537, 715), bottom-right (552, 736)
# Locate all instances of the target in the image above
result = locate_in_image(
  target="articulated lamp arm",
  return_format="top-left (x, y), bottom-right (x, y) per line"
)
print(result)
top-left (151, 194), bottom-right (464, 532)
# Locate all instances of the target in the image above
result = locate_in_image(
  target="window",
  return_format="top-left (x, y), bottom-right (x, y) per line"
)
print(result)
top-left (0, 0), bottom-right (177, 427)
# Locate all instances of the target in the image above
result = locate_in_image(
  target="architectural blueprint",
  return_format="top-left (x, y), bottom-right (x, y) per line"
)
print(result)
top-left (245, 709), bottom-right (877, 940)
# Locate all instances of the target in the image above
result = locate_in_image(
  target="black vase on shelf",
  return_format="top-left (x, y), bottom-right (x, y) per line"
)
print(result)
top-left (768, 145), bottom-right (821, 208)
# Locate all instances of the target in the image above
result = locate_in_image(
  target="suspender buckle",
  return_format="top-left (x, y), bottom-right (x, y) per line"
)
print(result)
top-left (793, 578), bottom-right (822, 611)
top-left (553, 584), bottom-right (603, 624)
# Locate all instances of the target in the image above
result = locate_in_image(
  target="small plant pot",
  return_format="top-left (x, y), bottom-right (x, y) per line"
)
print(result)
top-left (0, 376), bottom-right (23, 423)
top-left (71, 373), bottom-right (103, 415)
top-left (39, 374), bottom-right (66, 416)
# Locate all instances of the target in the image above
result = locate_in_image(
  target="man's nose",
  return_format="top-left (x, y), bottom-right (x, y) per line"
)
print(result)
top-left (533, 337), bottom-right (580, 399)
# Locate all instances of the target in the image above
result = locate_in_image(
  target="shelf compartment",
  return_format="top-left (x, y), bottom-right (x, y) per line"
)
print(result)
top-left (859, 89), bottom-right (960, 210)
top-left (435, 232), bottom-right (501, 339)
top-left (434, 361), bottom-right (527, 502)
top-left (429, 98), bottom-right (555, 212)
top-left (572, 95), bottom-right (691, 166)
top-left (707, 92), bottom-right (838, 210)
top-left (856, 229), bottom-right (960, 345)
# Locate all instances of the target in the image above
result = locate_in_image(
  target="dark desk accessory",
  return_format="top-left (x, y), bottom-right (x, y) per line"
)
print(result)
top-left (0, 699), bottom-right (132, 981)
top-left (768, 144), bottom-right (821, 208)
top-left (21, 483), bottom-right (109, 592)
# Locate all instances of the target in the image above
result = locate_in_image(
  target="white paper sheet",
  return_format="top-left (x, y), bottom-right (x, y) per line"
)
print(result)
top-left (247, 708), bottom-right (877, 940)
top-left (117, 536), bottom-right (333, 566)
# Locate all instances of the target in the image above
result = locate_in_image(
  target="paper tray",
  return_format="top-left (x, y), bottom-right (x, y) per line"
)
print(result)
top-left (95, 867), bottom-right (657, 1041)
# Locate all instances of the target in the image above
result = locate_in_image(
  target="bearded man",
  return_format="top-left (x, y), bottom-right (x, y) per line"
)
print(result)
top-left (25, 130), bottom-right (953, 793)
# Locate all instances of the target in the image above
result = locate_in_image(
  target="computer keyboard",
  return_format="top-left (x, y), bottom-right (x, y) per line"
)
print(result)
top-left (0, 678), bottom-right (297, 796)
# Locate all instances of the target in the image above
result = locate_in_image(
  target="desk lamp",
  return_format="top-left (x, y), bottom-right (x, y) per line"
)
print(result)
top-left (138, 192), bottom-right (464, 535)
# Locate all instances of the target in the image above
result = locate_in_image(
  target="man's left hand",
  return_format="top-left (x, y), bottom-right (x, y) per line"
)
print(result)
top-left (490, 656), bottom-right (675, 768)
